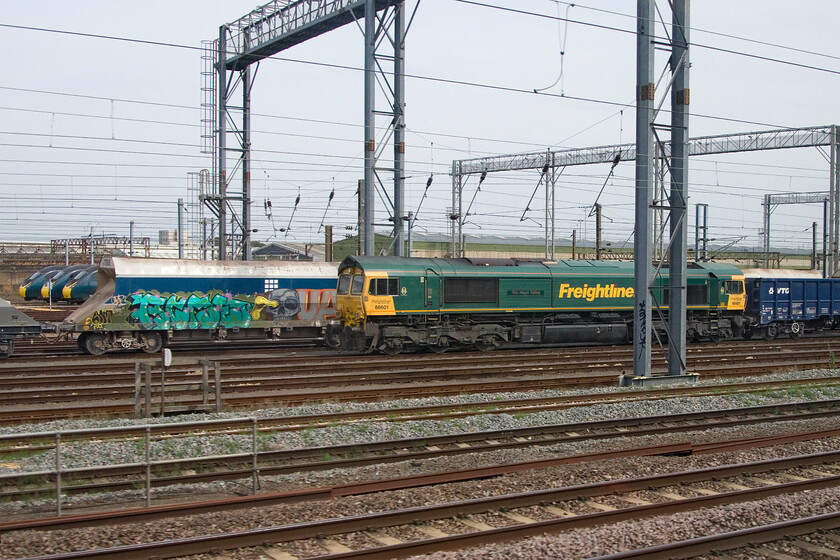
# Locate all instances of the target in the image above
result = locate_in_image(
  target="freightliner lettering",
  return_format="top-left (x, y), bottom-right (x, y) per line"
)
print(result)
top-left (558, 283), bottom-right (635, 302)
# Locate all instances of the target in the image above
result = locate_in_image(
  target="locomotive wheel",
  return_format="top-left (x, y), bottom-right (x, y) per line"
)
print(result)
top-left (788, 322), bottom-right (802, 340)
top-left (475, 335), bottom-right (498, 352)
top-left (141, 332), bottom-right (163, 353)
top-left (81, 333), bottom-right (107, 356)
top-left (429, 338), bottom-right (451, 353)
top-left (708, 331), bottom-right (722, 343)
top-left (379, 338), bottom-right (404, 355)
top-left (761, 325), bottom-right (778, 341)
top-left (339, 327), bottom-right (353, 351)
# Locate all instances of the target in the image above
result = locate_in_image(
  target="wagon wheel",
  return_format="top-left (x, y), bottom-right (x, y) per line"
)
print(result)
top-left (788, 322), bottom-right (802, 340)
top-left (0, 339), bottom-right (13, 359)
top-left (81, 332), bottom-right (107, 356)
top-left (141, 332), bottom-right (163, 353)
top-left (324, 330), bottom-right (340, 348)
top-left (741, 325), bottom-right (754, 340)
top-left (761, 324), bottom-right (778, 341)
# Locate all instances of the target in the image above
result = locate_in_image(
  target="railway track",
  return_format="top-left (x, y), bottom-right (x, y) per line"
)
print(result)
top-left (7, 328), bottom-right (840, 359)
top-left (2, 376), bottom-right (837, 451)
top-left (601, 514), bottom-right (840, 560)
top-left (7, 444), bottom-right (840, 559)
top-left (1, 338), bottom-right (839, 424)
top-left (2, 398), bottom-right (839, 508)
top-left (8, 336), bottom-right (324, 358)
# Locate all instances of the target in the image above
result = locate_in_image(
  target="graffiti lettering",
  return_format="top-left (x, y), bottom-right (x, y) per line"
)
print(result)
top-left (637, 300), bottom-right (647, 359)
top-left (84, 309), bottom-right (113, 329)
top-left (127, 292), bottom-right (168, 328)
top-left (124, 290), bottom-right (268, 330)
top-left (95, 288), bottom-right (335, 331)
top-left (294, 289), bottom-right (336, 322)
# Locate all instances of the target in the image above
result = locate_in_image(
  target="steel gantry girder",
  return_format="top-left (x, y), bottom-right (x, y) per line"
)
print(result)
top-left (454, 125), bottom-right (839, 175)
top-left (450, 125), bottom-right (840, 263)
top-left (204, 0), bottom-right (411, 259)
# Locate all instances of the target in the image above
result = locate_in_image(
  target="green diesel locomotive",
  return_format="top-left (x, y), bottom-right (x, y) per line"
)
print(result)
top-left (330, 256), bottom-right (747, 354)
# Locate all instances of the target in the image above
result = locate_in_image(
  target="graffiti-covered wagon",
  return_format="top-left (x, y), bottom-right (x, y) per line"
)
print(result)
top-left (60, 257), bottom-right (337, 355)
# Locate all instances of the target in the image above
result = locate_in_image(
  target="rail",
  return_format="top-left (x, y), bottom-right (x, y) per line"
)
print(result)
top-left (2, 399), bottom-right (840, 517)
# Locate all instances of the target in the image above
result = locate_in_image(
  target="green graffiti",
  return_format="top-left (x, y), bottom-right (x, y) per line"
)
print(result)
top-left (122, 290), bottom-right (277, 330)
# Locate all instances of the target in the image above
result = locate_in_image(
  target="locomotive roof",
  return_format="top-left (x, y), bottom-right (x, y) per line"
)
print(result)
top-left (104, 257), bottom-right (338, 278)
top-left (339, 256), bottom-right (743, 277)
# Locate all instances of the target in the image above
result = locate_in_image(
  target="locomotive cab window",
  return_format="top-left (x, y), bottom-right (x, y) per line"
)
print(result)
top-left (337, 274), bottom-right (352, 295)
top-left (369, 278), bottom-right (400, 296)
top-left (724, 280), bottom-right (744, 295)
top-left (350, 275), bottom-right (365, 295)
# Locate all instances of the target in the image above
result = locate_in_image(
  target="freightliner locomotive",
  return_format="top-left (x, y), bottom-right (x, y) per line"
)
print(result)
top-left (329, 256), bottom-right (749, 354)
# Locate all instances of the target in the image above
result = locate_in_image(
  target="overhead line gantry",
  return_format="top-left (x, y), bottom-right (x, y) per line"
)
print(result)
top-left (203, 0), bottom-right (413, 260)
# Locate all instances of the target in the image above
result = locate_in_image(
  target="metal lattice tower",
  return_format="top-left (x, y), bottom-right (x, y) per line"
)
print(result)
top-left (186, 170), bottom-right (215, 259)
top-left (204, 0), bottom-right (412, 260)
top-left (199, 42), bottom-right (218, 258)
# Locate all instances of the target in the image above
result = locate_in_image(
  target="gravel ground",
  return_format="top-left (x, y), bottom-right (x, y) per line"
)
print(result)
top-left (3, 368), bottom-right (839, 475)
top-left (4, 437), bottom-right (840, 559)
top-left (2, 368), bottom-right (840, 559)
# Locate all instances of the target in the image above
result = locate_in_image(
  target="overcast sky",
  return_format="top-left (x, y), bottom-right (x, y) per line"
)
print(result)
top-left (1, 1), bottom-right (838, 255)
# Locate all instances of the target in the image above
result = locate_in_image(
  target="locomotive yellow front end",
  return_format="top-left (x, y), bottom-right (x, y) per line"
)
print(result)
top-left (335, 266), bottom-right (366, 328)
top-left (724, 275), bottom-right (747, 311)
top-left (330, 263), bottom-right (373, 351)
top-left (330, 257), bottom-right (402, 352)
